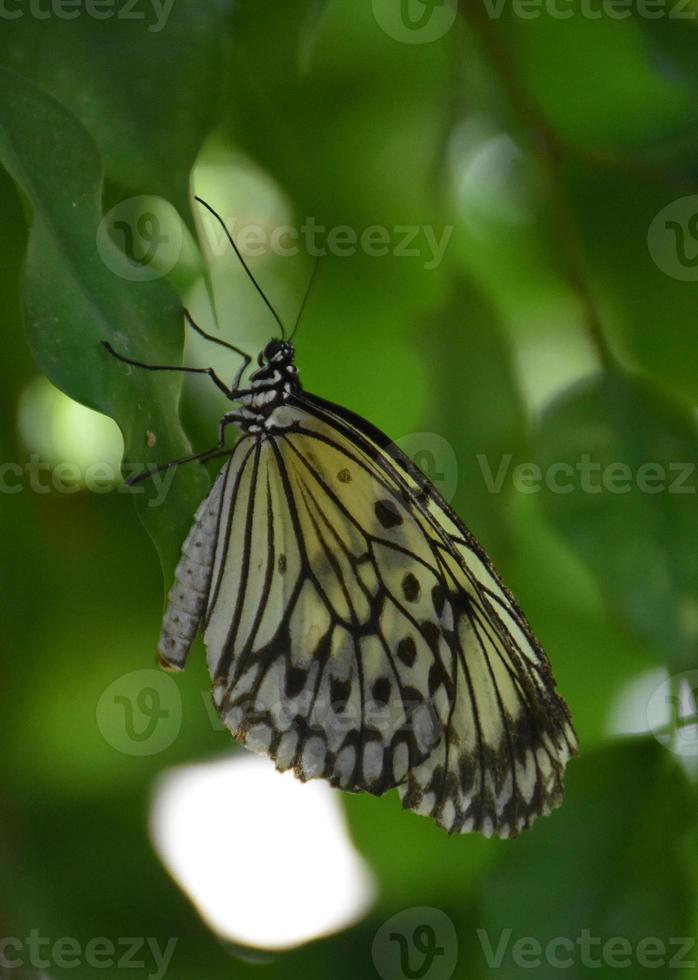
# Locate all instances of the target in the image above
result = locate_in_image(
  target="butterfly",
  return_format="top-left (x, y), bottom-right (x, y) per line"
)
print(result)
top-left (104, 200), bottom-right (578, 838)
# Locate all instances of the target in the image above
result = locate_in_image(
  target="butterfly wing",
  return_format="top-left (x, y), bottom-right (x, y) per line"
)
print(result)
top-left (200, 393), bottom-right (577, 837)
top-left (203, 411), bottom-right (446, 795)
top-left (299, 394), bottom-right (578, 836)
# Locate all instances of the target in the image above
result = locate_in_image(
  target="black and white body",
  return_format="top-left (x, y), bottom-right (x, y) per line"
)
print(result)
top-left (155, 338), bottom-right (578, 838)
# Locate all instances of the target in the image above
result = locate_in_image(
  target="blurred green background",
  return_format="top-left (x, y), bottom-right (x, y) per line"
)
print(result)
top-left (2, 1), bottom-right (698, 978)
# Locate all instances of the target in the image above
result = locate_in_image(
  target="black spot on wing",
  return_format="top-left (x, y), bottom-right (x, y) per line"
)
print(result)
top-left (420, 620), bottom-right (440, 652)
top-left (285, 666), bottom-right (307, 697)
top-left (432, 583), bottom-right (448, 617)
top-left (397, 636), bottom-right (417, 668)
top-left (402, 572), bottom-right (421, 603)
top-left (330, 677), bottom-right (351, 709)
top-left (428, 658), bottom-right (453, 698)
top-left (375, 498), bottom-right (403, 529)
top-left (372, 677), bottom-right (391, 706)
top-left (337, 468), bottom-right (352, 483)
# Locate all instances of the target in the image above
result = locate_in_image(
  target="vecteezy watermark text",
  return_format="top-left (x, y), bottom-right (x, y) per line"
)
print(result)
top-left (0, 932), bottom-right (177, 980)
top-left (98, 202), bottom-right (455, 280)
top-left (478, 928), bottom-right (695, 970)
top-left (371, 0), bottom-right (692, 45)
top-left (0, 455), bottom-right (175, 507)
top-left (5, 451), bottom-right (696, 503)
top-left (0, 0), bottom-right (175, 32)
top-left (481, 0), bottom-right (695, 18)
top-left (478, 454), bottom-right (696, 495)
top-left (200, 217), bottom-right (454, 271)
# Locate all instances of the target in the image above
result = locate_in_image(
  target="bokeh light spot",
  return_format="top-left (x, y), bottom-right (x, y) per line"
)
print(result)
top-left (150, 754), bottom-right (376, 951)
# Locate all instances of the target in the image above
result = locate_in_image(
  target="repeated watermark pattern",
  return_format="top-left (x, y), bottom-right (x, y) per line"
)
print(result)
top-left (372, 908), bottom-right (458, 980)
top-left (372, 0), bottom-right (458, 43)
top-left (648, 196), bottom-right (698, 281)
top-left (481, 0), bottom-right (696, 18)
top-left (0, 0), bottom-right (175, 31)
top-left (370, 911), bottom-right (696, 977)
top-left (371, 0), bottom-right (694, 43)
top-left (0, 455), bottom-right (176, 506)
top-left (96, 669), bottom-right (183, 755)
top-left (97, 668), bottom-right (443, 757)
top-left (97, 198), bottom-right (454, 280)
top-left (647, 670), bottom-right (698, 757)
top-left (97, 197), bottom-right (183, 282)
top-left (393, 432), bottom-right (459, 503)
top-left (4, 444), bottom-right (696, 504)
top-left (201, 217), bottom-right (454, 270)
top-left (478, 453), bottom-right (697, 495)
top-left (0, 933), bottom-right (177, 980)
top-left (478, 928), bottom-right (696, 969)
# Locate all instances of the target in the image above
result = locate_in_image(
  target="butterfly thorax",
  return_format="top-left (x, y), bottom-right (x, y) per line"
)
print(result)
top-left (235, 339), bottom-right (301, 434)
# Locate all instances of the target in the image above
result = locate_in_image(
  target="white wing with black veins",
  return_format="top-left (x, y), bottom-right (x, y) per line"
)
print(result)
top-left (164, 394), bottom-right (578, 838)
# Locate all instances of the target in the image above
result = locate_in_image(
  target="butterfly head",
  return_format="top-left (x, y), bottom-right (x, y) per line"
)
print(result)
top-left (260, 339), bottom-right (295, 367)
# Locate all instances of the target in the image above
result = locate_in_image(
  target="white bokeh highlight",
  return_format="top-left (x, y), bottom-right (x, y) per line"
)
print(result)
top-left (150, 754), bottom-right (376, 951)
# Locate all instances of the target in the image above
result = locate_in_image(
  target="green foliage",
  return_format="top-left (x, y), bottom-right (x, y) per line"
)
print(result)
top-left (1, 3), bottom-right (697, 979)
top-left (0, 68), bottom-right (207, 579)
top-left (537, 368), bottom-right (698, 669)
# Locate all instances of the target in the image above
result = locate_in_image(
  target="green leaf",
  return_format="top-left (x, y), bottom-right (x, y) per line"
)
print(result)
top-left (420, 276), bottom-right (529, 558)
top-left (0, 68), bottom-right (208, 585)
top-left (478, 739), bottom-right (695, 980)
top-left (299, 0), bottom-right (333, 74)
top-left (535, 368), bottom-right (698, 669)
top-left (221, 0), bottom-right (453, 224)
top-left (498, 3), bottom-right (693, 150)
top-left (566, 163), bottom-right (698, 405)
top-left (636, 16), bottom-right (698, 97)
top-left (0, 1), bottom-right (223, 228)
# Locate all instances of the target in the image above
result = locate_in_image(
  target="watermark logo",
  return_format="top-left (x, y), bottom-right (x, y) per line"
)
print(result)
top-left (97, 196), bottom-right (183, 282)
top-left (96, 669), bottom-right (182, 756)
top-left (365, 431), bottom-right (458, 527)
top-left (647, 670), bottom-right (698, 757)
top-left (372, 0), bottom-right (458, 43)
top-left (372, 908), bottom-right (458, 980)
top-left (647, 196), bottom-right (698, 282)
top-left (395, 432), bottom-right (458, 504)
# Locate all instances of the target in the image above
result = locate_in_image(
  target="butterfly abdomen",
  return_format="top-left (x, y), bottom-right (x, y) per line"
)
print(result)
top-left (158, 469), bottom-right (226, 670)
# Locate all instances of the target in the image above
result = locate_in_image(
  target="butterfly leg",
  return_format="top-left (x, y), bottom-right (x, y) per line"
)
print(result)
top-left (101, 340), bottom-right (233, 397)
top-left (125, 413), bottom-right (246, 487)
top-left (183, 309), bottom-right (252, 394)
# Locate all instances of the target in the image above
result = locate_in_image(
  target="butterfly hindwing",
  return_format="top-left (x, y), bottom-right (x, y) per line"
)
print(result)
top-left (289, 394), bottom-right (578, 836)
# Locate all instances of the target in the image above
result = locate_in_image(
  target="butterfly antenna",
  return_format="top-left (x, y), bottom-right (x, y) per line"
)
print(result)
top-left (194, 196), bottom-right (287, 340)
top-left (289, 257), bottom-right (320, 343)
